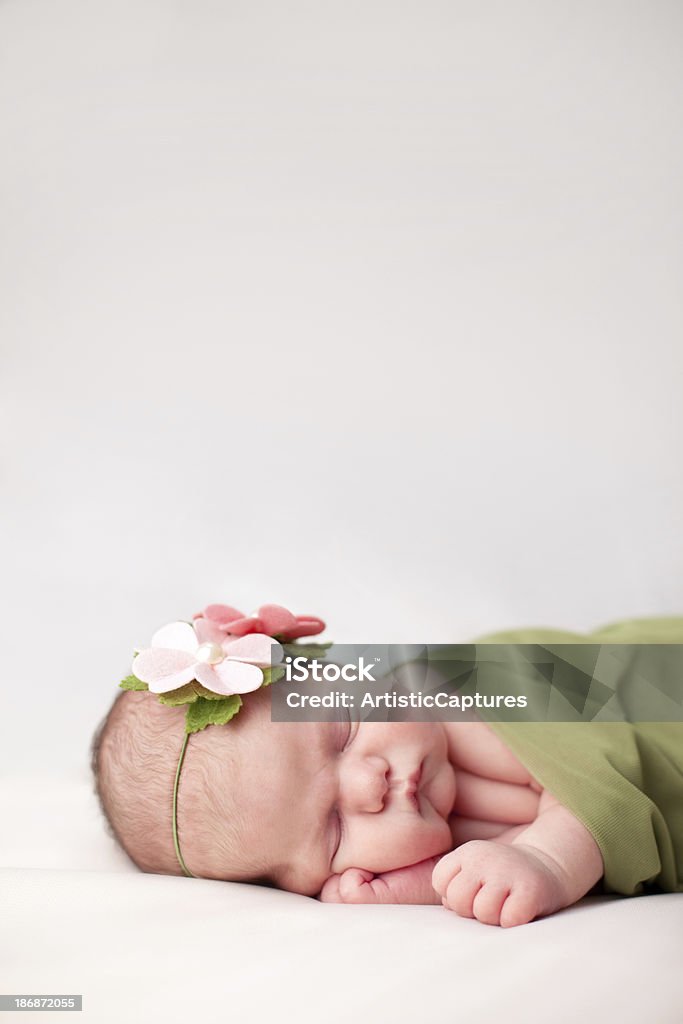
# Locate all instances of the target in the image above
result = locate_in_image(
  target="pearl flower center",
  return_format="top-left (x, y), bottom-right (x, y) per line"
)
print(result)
top-left (195, 641), bottom-right (225, 665)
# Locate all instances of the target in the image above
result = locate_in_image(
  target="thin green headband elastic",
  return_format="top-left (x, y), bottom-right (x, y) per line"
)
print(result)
top-left (172, 732), bottom-right (196, 878)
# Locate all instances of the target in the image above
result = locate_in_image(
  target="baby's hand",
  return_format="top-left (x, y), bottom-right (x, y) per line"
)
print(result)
top-left (432, 840), bottom-right (566, 928)
top-left (319, 857), bottom-right (442, 905)
top-left (319, 868), bottom-right (377, 904)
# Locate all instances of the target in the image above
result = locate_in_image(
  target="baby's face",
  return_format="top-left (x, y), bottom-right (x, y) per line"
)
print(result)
top-left (226, 704), bottom-right (456, 896)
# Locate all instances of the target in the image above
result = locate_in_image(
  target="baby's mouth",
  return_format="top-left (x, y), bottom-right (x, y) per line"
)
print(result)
top-left (406, 762), bottom-right (422, 795)
top-left (392, 760), bottom-right (423, 811)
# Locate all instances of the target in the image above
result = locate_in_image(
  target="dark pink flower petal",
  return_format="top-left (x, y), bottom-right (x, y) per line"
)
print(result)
top-left (220, 615), bottom-right (261, 637)
top-left (218, 603), bottom-right (327, 641)
top-left (199, 604), bottom-right (245, 626)
top-left (194, 617), bottom-right (228, 645)
top-left (257, 604), bottom-right (298, 636)
top-left (286, 615), bottom-right (326, 639)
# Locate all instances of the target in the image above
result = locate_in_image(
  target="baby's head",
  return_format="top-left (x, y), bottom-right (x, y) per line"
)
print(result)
top-left (92, 685), bottom-right (456, 895)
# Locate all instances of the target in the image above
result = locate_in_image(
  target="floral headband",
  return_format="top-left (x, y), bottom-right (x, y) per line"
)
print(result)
top-left (119, 602), bottom-right (330, 878)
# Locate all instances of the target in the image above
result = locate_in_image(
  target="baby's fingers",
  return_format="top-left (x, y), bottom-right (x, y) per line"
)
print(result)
top-left (432, 851), bottom-right (462, 897)
top-left (444, 873), bottom-right (483, 918)
top-left (319, 869), bottom-right (376, 904)
top-left (339, 868), bottom-right (377, 903)
top-left (472, 883), bottom-right (511, 926)
top-left (498, 886), bottom-right (543, 928)
top-left (318, 874), bottom-right (343, 902)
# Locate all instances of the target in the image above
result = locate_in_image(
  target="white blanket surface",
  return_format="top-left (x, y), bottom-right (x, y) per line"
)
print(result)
top-left (2, 774), bottom-right (681, 1024)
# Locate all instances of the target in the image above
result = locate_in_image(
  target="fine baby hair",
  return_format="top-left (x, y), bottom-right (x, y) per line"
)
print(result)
top-left (91, 602), bottom-right (329, 879)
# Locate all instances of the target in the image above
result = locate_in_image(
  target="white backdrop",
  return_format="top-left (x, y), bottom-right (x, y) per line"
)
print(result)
top-left (2, 0), bottom-right (682, 778)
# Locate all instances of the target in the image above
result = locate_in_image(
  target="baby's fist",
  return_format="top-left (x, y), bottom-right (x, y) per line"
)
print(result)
top-left (319, 859), bottom-right (443, 905)
top-left (319, 869), bottom-right (376, 904)
top-left (432, 841), bottom-right (565, 928)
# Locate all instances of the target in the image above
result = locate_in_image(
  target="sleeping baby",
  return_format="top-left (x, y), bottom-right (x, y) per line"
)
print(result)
top-left (91, 604), bottom-right (683, 927)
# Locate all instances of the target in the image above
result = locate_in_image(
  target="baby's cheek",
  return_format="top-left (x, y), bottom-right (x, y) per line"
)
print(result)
top-left (343, 816), bottom-right (450, 875)
top-left (415, 817), bottom-right (453, 864)
top-left (428, 760), bottom-right (457, 820)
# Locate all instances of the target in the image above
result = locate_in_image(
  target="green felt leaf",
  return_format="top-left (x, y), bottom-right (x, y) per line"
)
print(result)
top-left (261, 665), bottom-right (285, 687)
top-left (157, 682), bottom-right (202, 706)
top-left (185, 695), bottom-right (243, 733)
top-left (194, 683), bottom-right (233, 701)
top-left (119, 675), bottom-right (148, 691)
top-left (157, 680), bottom-right (239, 705)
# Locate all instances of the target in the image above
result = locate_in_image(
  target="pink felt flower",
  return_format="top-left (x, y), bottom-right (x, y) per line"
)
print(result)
top-left (132, 620), bottom-right (283, 696)
top-left (195, 603), bottom-right (325, 641)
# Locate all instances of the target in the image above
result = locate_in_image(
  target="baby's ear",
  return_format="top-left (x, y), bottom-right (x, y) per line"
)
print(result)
top-left (318, 859), bottom-right (442, 905)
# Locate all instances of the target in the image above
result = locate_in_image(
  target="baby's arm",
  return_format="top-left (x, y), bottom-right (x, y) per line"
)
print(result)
top-left (319, 791), bottom-right (604, 926)
top-left (319, 857), bottom-right (443, 905)
top-left (433, 789), bottom-right (604, 926)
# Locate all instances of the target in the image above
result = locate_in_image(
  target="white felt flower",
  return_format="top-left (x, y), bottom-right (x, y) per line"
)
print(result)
top-left (131, 620), bottom-right (283, 696)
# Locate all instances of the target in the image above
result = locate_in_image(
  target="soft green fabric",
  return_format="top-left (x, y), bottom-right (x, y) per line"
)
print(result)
top-left (471, 616), bottom-right (683, 896)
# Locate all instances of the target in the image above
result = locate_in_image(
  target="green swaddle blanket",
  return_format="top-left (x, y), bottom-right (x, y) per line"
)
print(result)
top-left (471, 616), bottom-right (683, 897)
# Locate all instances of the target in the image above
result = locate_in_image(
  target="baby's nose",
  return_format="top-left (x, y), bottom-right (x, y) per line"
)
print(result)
top-left (342, 756), bottom-right (390, 813)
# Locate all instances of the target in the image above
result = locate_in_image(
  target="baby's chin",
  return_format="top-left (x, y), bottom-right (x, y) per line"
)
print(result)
top-left (365, 824), bottom-right (452, 876)
top-left (374, 797), bottom-right (455, 875)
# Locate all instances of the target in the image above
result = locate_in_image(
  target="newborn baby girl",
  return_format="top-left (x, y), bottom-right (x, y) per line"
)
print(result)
top-left (91, 604), bottom-right (683, 927)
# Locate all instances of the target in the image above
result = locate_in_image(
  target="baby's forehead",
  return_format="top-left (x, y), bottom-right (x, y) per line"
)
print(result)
top-left (226, 714), bottom-right (334, 806)
top-left (248, 717), bottom-right (337, 775)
